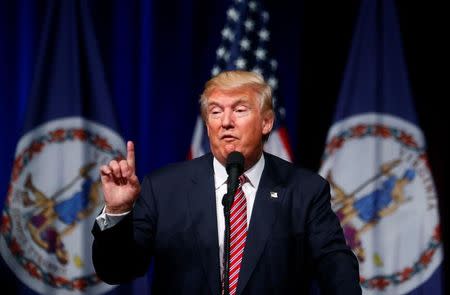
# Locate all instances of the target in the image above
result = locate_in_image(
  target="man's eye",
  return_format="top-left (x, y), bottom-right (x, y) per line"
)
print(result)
top-left (209, 109), bottom-right (222, 116)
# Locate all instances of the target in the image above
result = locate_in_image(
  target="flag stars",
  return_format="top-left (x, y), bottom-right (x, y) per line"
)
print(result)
top-left (244, 19), bottom-right (255, 31)
top-left (268, 76), bottom-right (278, 89)
top-left (240, 38), bottom-right (251, 51)
top-left (216, 46), bottom-right (226, 58)
top-left (272, 96), bottom-right (278, 108)
top-left (227, 8), bottom-right (239, 22)
top-left (224, 52), bottom-right (231, 62)
top-left (258, 29), bottom-right (270, 41)
top-left (248, 1), bottom-right (257, 11)
top-left (262, 11), bottom-right (269, 22)
top-left (270, 59), bottom-right (278, 70)
top-left (221, 27), bottom-right (235, 41)
top-left (235, 57), bottom-right (247, 69)
top-left (255, 48), bottom-right (267, 60)
top-left (252, 67), bottom-right (263, 75)
top-left (212, 66), bottom-right (221, 76)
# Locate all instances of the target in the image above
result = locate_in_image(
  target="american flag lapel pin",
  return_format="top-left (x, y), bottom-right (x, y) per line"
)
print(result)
top-left (270, 192), bottom-right (278, 199)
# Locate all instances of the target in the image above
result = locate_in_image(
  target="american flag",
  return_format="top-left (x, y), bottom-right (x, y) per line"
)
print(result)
top-left (189, 0), bottom-right (293, 161)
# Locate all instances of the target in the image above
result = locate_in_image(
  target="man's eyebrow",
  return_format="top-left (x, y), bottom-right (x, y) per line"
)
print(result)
top-left (207, 97), bottom-right (250, 108)
top-left (232, 98), bottom-right (250, 106)
top-left (207, 101), bottom-right (222, 108)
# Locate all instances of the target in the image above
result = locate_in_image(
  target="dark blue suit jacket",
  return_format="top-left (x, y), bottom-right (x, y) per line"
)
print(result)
top-left (92, 153), bottom-right (360, 294)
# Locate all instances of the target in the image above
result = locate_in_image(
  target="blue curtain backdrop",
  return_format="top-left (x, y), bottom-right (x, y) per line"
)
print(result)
top-left (0, 0), bottom-right (447, 294)
top-left (0, 0), bottom-right (301, 206)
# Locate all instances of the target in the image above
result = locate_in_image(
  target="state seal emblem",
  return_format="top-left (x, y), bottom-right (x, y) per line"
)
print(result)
top-left (0, 117), bottom-right (126, 295)
top-left (319, 113), bottom-right (442, 294)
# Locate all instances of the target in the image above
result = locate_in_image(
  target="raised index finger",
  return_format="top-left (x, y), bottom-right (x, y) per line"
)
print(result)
top-left (127, 141), bottom-right (136, 171)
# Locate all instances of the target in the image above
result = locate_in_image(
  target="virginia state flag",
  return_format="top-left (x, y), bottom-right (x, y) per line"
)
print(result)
top-left (318, 0), bottom-right (442, 294)
top-left (190, 0), bottom-right (293, 161)
top-left (0, 1), bottom-right (125, 294)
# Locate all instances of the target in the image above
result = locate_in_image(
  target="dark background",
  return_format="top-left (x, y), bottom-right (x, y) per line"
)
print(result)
top-left (0, 0), bottom-right (447, 293)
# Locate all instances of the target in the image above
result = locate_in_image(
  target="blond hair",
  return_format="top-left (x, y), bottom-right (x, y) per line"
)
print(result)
top-left (200, 70), bottom-right (274, 120)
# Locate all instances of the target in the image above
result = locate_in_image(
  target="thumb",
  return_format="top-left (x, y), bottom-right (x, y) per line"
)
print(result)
top-left (128, 174), bottom-right (140, 190)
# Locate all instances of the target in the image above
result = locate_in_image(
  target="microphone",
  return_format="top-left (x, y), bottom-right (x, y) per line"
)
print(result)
top-left (222, 151), bottom-right (244, 295)
top-left (225, 151), bottom-right (245, 200)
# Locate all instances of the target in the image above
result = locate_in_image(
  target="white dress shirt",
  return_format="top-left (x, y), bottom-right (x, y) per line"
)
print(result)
top-left (213, 155), bottom-right (264, 276)
top-left (96, 154), bottom-right (266, 277)
top-left (96, 206), bottom-right (130, 230)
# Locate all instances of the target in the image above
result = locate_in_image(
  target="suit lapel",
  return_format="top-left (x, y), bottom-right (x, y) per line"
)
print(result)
top-left (236, 154), bottom-right (285, 295)
top-left (187, 154), bottom-right (221, 295)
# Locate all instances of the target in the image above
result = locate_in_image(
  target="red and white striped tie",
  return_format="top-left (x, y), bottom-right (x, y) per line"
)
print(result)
top-left (228, 175), bottom-right (247, 295)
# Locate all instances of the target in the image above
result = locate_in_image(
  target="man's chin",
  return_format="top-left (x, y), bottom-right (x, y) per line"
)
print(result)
top-left (224, 144), bottom-right (238, 154)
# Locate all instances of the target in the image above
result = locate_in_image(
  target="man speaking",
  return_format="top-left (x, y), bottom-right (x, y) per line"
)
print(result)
top-left (92, 70), bottom-right (361, 294)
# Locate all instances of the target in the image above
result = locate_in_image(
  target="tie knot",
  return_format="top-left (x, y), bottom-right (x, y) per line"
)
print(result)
top-left (239, 174), bottom-right (247, 185)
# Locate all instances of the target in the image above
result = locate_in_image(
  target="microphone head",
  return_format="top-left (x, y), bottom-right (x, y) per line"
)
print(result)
top-left (226, 151), bottom-right (244, 175)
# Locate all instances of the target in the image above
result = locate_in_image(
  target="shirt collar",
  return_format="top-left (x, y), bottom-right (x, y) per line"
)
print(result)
top-left (213, 153), bottom-right (265, 190)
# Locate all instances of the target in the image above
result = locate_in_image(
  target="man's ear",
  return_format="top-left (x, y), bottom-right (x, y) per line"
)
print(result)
top-left (262, 110), bottom-right (274, 135)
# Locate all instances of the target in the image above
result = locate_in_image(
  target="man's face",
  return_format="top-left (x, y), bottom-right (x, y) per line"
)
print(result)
top-left (205, 88), bottom-right (274, 169)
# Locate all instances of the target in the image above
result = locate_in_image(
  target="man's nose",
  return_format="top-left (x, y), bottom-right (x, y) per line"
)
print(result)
top-left (221, 109), bottom-right (234, 128)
